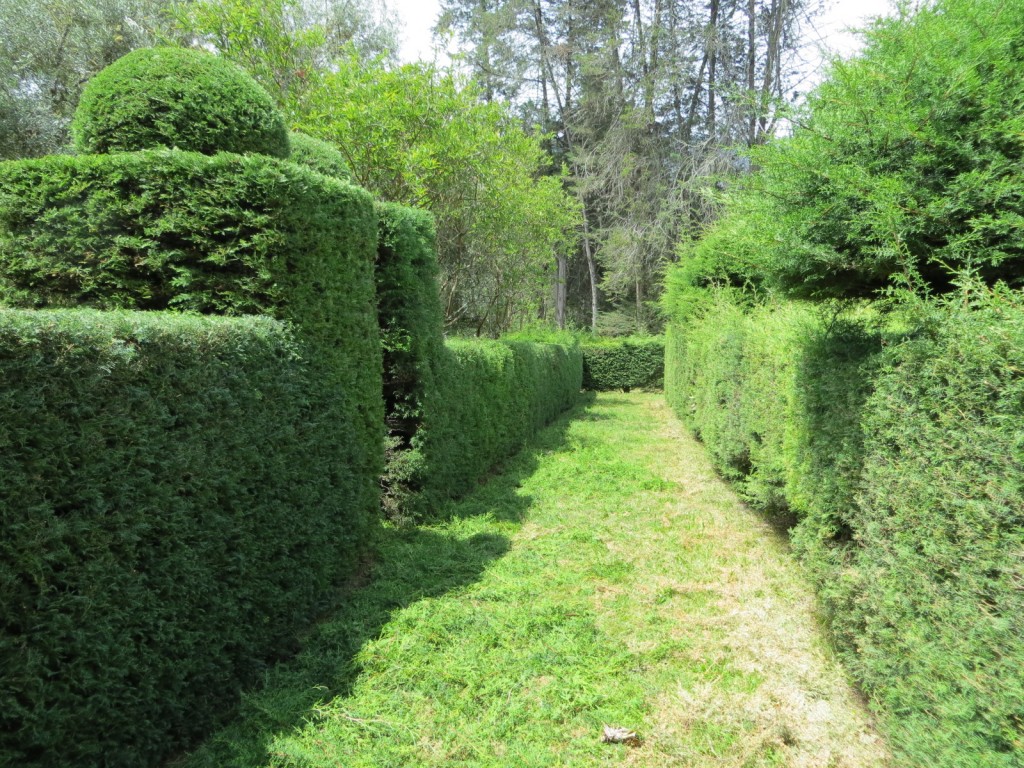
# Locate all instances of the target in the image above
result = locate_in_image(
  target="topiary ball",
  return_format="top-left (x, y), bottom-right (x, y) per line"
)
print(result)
top-left (287, 132), bottom-right (353, 181)
top-left (72, 47), bottom-right (290, 158)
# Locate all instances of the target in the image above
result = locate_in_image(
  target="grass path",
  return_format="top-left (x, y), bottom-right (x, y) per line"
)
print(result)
top-left (179, 393), bottom-right (891, 768)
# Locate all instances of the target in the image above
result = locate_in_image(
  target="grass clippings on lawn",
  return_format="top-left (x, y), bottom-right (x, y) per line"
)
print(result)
top-left (178, 392), bottom-right (890, 768)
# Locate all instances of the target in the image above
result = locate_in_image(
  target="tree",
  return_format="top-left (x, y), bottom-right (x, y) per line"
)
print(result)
top-left (695, 0), bottom-right (1024, 300)
top-left (0, 0), bottom-right (176, 158)
top-left (300, 57), bottom-right (580, 334)
top-left (438, 0), bottom-right (818, 331)
top-left (169, 0), bottom-right (398, 121)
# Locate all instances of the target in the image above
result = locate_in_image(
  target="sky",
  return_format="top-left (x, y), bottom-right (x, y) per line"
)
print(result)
top-left (390, 0), bottom-right (899, 70)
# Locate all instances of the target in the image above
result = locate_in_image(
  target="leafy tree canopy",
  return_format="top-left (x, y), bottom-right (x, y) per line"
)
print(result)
top-left (678, 0), bottom-right (1024, 301)
top-left (298, 57), bottom-right (580, 334)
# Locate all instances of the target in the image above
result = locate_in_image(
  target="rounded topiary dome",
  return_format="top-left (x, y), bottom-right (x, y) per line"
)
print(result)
top-left (287, 132), bottom-right (353, 181)
top-left (71, 47), bottom-right (290, 158)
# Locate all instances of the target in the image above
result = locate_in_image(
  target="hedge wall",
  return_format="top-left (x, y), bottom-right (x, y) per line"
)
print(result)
top-left (0, 310), bottom-right (360, 767)
top-left (849, 296), bottom-right (1024, 766)
top-left (581, 337), bottom-right (664, 391)
top-left (0, 149), bottom-right (383, 519)
top-left (374, 203), bottom-right (445, 519)
top-left (415, 339), bottom-right (582, 508)
top-left (375, 202), bottom-right (443, 442)
top-left (664, 288), bottom-right (1024, 767)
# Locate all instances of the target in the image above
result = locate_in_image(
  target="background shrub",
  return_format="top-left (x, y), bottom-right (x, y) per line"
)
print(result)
top-left (71, 47), bottom-right (289, 158)
top-left (288, 131), bottom-right (352, 180)
top-left (0, 310), bottom-right (358, 767)
top-left (580, 337), bottom-right (664, 391)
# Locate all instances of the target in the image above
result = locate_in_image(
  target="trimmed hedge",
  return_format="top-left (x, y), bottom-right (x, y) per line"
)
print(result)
top-left (581, 337), bottom-right (664, 391)
top-left (0, 310), bottom-right (359, 767)
top-left (664, 287), bottom-right (1024, 767)
top-left (849, 295), bottom-right (1024, 766)
top-left (374, 202), bottom-right (445, 519)
top-left (0, 149), bottom-right (383, 514)
top-left (71, 47), bottom-right (289, 158)
top-left (371, 209), bottom-right (582, 520)
top-left (288, 131), bottom-right (353, 181)
top-left (375, 202), bottom-right (444, 440)
top-left (416, 339), bottom-right (582, 507)
top-left (0, 149), bottom-right (383, 764)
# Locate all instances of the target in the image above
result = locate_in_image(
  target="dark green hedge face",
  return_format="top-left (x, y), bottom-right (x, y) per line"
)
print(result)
top-left (71, 47), bottom-right (289, 158)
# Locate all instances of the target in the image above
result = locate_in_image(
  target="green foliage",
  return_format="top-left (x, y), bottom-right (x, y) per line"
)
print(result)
top-left (0, 146), bottom-right (384, 619)
top-left (287, 130), bottom-right (351, 180)
top-left (0, 0), bottom-right (178, 160)
top-left (170, 1), bottom-right (579, 334)
top-left (665, 293), bottom-right (814, 506)
top-left (664, 284), bottom-right (1024, 766)
top-left (415, 339), bottom-right (583, 507)
top-left (299, 57), bottom-right (580, 334)
top-left (580, 337), bottom-right (664, 392)
top-left (847, 288), bottom-right (1024, 766)
top-left (683, 0), bottom-right (1024, 299)
top-left (786, 316), bottom-right (885, 595)
top-left (0, 309), bottom-right (365, 767)
top-left (71, 47), bottom-right (289, 158)
top-left (169, 0), bottom-right (399, 124)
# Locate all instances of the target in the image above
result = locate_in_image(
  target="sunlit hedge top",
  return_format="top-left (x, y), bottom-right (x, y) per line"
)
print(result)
top-left (71, 47), bottom-right (289, 158)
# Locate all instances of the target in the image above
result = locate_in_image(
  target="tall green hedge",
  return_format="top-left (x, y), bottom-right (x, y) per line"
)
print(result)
top-left (416, 339), bottom-right (582, 508)
top-left (374, 202), bottom-right (445, 519)
top-left (0, 310), bottom-right (360, 767)
top-left (664, 287), bottom-right (1024, 767)
top-left (375, 202), bottom-right (444, 441)
top-left (848, 294), bottom-right (1024, 766)
top-left (581, 337), bottom-right (664, 391)
top-left (0, 149), bottom-right (383, 765)
top-left (0, 149), bottom-right (383, 517)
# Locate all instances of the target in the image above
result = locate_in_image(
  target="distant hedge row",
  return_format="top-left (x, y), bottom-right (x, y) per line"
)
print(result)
top-left (416, 339), bottom-right (582, 509)
top-left (665, 289), bottom-right (1024, 767)
top-left (0, 310), bottom-right (357, 767)
top-left (581, 337), bottom-right (664, 391)
top-left (373, 206), bottom-right (583, 520)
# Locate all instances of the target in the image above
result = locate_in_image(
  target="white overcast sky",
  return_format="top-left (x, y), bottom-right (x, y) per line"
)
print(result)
top-left (389, 0), bottom-right (899, 72)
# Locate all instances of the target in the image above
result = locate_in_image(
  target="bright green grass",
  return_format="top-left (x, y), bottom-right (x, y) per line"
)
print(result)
top-left (177, 393), bottom-right (888, 768)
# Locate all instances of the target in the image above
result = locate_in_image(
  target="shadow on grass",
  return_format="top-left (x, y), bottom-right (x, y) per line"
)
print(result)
top-left (172, 392), bottom-right (597, 768)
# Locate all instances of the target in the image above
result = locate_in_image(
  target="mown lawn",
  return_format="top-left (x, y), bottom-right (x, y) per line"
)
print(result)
top-left (176, 392), bottom-right (890, 768)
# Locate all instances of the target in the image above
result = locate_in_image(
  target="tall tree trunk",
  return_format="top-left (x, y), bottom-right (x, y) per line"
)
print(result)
top-left (635, 277), bottom-right (643, 331)
top-left (581, 205), bottom-right (599, 332)
top-left (747, 0), bottom-right (758, 144)
top-left (708, 0), bottom-right (719, 138)
top-left (758, 0), bottom-right (787, 138)
top-left (631, 0), bottom-right (653, 119)
top-left (555, 254), bottom-right (568, 329)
